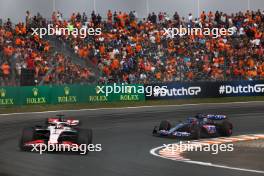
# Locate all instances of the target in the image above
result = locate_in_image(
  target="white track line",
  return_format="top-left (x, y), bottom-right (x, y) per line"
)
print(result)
top-left (150, 146), bottom-right (264, 174)
top-left (1, 100), bottom-right (264, 116)
top-left (185, 160), bottom-right (264, 174)
top-left (150, 134), bottom-right (264, 174)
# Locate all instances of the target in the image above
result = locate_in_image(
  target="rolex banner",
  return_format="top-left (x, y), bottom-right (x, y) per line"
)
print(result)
top-left (50, 85), bottom-right (81, 104)
top-left (0, 86), bottom-right (19, 105)
top-left (18, 86), bottom-right (51, 105)
top-left (0, 84), bottom-right (145, 106)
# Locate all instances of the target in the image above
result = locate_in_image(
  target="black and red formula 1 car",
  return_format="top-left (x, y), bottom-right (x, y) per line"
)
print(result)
top-left (19, 115), bottom-right (92, 154)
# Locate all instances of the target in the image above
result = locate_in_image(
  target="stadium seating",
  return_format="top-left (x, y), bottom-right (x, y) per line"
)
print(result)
top-left (0, 10), bottom-right (264, 85)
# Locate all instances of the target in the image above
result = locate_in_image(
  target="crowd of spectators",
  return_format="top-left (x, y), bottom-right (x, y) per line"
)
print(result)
top-left (0, 12), bottom-right (94, 86)
top-left (1, 9), bottom-right (264, 85)
top-left (51, 9), bottom-right (264, 84)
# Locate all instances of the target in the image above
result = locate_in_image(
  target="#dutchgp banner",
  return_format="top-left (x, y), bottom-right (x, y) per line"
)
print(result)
top-left (145, 80), bottom-right (264, 100)
top-left (144, 82), bottom-right (205, 100)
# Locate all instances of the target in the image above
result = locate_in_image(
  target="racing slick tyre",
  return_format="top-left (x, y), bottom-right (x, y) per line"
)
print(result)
top-left (218, 120), bottom-right (233, 137)
top-left (77, 129), bottom-right (93, 154)
top-left (190, 124), bottom-right (201, 140)
top-left (19, 127), bottom-right (35, 151)
top-left (159, 120), bottom-right (171, 131)
top-left (152, 126), bottom-right (158, 135)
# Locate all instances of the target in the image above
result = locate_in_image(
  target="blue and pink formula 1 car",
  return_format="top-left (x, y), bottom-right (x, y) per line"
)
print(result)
top-left (152, 114), bottom-right (233, 139)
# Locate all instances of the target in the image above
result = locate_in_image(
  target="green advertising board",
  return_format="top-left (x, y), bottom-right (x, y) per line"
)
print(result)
top-left (86, 84), bottom-right (145, 103)
top-left (0, 87), bottom-right (18, 105)
top-left (0, 84), bottom-right (145, 106)
top-left (50, 85), bottom-right (81, 104)
top-left (18, 86), bottom-right (51, 105)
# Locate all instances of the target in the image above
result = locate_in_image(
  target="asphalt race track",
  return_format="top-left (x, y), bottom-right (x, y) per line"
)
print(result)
top-left (0, 102), bottom-right (263, 176)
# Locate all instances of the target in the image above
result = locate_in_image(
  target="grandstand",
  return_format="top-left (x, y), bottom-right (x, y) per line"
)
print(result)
top-left (1, 1), bottom-right (264, 176)
top-left (0, 0), bottom-right (264, 86)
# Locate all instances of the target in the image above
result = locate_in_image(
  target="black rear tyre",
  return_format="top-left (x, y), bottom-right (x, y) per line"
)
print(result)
top-left (159, 120), bottom-right (171, 131)
top-left (77, 129), bottom-right (93, 154)
top-left (190, 124), bottom-right (201, 140)
top-left (152, 126), bottom-right (158, 134)
top-left (219, 120), bottom-right (233, 137)
top-left (20, 127), bottom-right (35, 151)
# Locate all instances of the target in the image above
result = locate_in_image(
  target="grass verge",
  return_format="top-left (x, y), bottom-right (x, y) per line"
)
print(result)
top-left (0, 96), bottom-right (263, 114)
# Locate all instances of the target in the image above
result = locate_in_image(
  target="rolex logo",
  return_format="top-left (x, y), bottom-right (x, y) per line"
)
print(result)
top-left (32, 88), bottom-right (38, 97)
top-left (64, 87), bottom-right (70, 96)
top-left (126, 86), bottom-right (132, 94)
top-left (0, 89), bottom-right (6, 98)
top-left (95, 87), bottom-right (100, 94)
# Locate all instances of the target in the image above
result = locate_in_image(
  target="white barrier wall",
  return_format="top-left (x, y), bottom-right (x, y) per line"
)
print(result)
top-left (0, 0), bottom-right (263, 23)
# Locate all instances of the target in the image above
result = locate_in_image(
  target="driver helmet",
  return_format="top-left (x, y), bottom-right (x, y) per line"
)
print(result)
top-left (195, 113), bottom-right (205, 119)
top-left (187, 117), bottom-right (197, 123)
top-left (55, 123), bottom-right (64, 129)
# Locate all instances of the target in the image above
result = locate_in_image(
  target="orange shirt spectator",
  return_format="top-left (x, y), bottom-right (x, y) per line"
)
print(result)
top-left (135, 43), bottom-right (142, 53)
top-left (156, 72), bottom-right (162, 80)
top-left (187, 71), bottom-right (194, 80)
top-left (127, 45), bottom-right (133, 55)
top-left (3, 46), bottom-right (14, 57)
top-left (103, 66), bottom-right (111, 76)
top-left (111, 58), bottom-right (120, 70)
top-left (247, 58), bottom-right (254, 68)
top-left (44, 43), bottom-right (50, 52)
top-left (4, 31), bottom-right (12, 39)
top-left (1, 63), bottom-right (10, 75)
top-left (107, 10), bottom-right (112, 23)
top-left (15, 38), bottom-right (23, 46)
top-left (99, 45), bottom-right (105, 55)
top-left (200, 11), bottom-right (206, 22)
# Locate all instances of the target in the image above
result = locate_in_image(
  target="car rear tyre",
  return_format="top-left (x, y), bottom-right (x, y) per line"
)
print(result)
top-left (77, 129), bottom-right (93, 154)
top-left (159, 120), bottom-right (171, 131)
top-left (219, 120), bottom-right (233, 137)
top-left (152, 126), bottom-right (158, 135)
top-left (20, 127), bottom-right (35, 151)
top-left (190, 124), bottom-right (201, 140)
